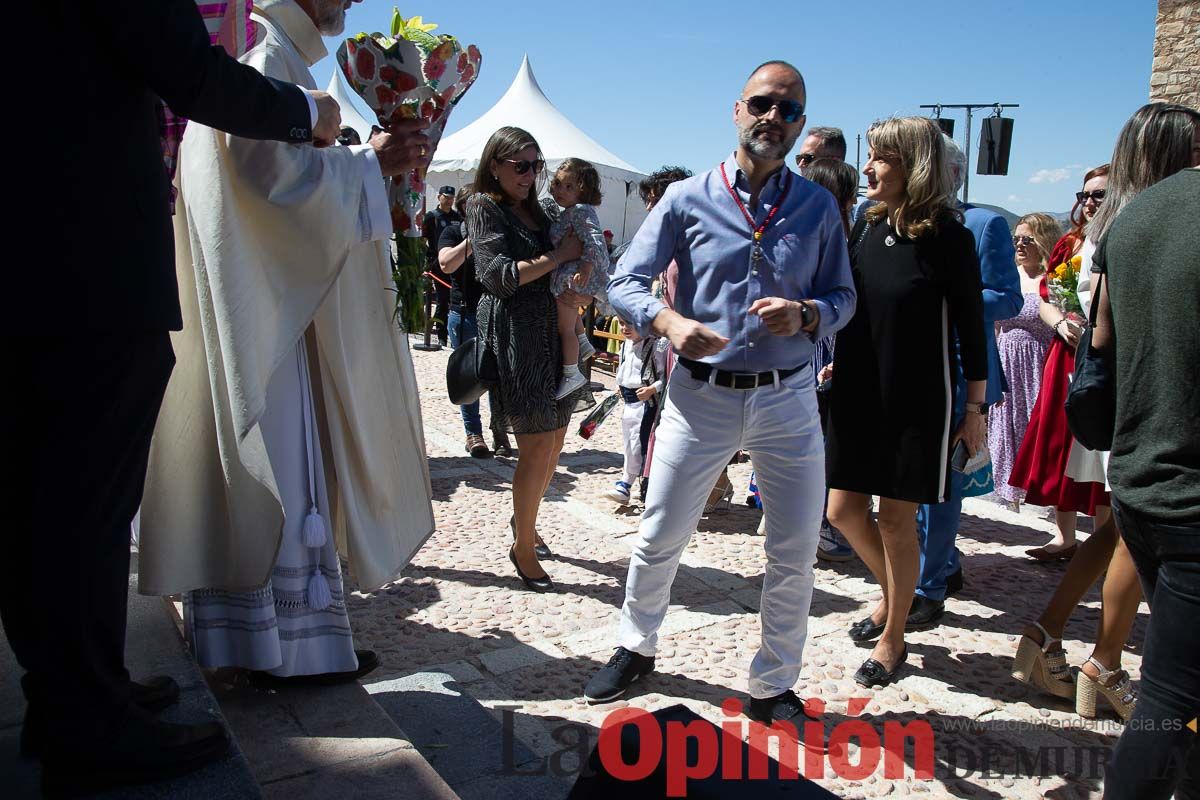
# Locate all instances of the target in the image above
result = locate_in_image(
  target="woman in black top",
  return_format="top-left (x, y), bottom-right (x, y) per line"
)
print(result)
top-left (438, 184), bottom-right (512, 459)
top-left (466, 127), bottom-right (584, 591)
top-left (825, 117), bottom-right (987, 687)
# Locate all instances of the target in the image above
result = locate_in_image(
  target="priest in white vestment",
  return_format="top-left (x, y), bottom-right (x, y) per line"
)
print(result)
top-left (138, 0), bottom-right (436, 679)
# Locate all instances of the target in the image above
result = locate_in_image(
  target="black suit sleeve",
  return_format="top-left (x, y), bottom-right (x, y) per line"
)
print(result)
top-left (97, 0), bottom-right (313, 143)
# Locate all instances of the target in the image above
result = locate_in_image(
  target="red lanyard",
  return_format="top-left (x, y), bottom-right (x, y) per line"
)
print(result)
top-left (719, 162), bottom-right (791, 243)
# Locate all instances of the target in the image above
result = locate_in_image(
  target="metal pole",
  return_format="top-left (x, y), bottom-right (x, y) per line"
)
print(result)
top-left (855, 134), bottom-right (861, 178)
top-left (963, 107), bottom-right (972, 205)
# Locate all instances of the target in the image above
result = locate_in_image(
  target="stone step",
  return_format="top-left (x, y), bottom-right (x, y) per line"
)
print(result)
top-left (363, 666), bottom-right (573, 800)
top-left (209, 658), bottom-right (462, 800)
top-left (0, 553), bottom-right (261, 799)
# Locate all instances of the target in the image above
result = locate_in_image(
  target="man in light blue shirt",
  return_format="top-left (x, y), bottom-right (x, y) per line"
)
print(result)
top-left (583, 61), bottom-right (855, 726)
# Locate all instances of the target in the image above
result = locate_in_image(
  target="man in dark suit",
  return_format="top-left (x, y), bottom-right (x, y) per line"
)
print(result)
top-left (5, 0), bottom-right (425, 794)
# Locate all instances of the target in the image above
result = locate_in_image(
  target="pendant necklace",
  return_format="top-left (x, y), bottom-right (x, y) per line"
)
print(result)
top-left (719, 162), bottom-right (791, 265)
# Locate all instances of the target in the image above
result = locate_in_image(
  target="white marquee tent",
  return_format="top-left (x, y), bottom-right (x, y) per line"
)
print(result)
top-left (425, 55), bottom-right (649, 242)
top-left (326, 68), bottom-right (377, 142)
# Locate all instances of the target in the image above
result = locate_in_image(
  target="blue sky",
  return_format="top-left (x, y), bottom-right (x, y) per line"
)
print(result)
top-left (310, 0), bottom-right (1156, 216)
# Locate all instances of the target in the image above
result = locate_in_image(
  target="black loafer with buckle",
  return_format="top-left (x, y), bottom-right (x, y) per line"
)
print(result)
top-left (854, 647), bottom-right (908, 688)
top-left (849, 616), bottom-right (886, 642)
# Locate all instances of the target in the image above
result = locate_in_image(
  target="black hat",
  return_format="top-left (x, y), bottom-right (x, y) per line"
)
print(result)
top-left (438, 185), bottom-right (457, 196)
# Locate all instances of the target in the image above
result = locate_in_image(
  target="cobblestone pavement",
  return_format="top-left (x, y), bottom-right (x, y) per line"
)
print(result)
top-left (345, 337), bottom-right (1146, 800)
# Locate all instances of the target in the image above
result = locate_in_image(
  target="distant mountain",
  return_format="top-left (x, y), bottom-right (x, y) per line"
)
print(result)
top-left (973, 204), bottom-right (1073, 230)
top-left (972, 203), bottom-right (1019, 227)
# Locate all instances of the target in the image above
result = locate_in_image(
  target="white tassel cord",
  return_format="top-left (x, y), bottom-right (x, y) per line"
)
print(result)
top-left (296, 342), bottom-right (329, 608)
top-left (302, 507), bottom-right (327, 548)
top-left (306, 567), bottom-right (332, 610)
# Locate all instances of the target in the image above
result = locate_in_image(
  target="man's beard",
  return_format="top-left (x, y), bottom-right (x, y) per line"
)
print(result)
top-left (315, 2), bottom-right (347, 35)
top-left (738, 121), bottom-right (800, 161)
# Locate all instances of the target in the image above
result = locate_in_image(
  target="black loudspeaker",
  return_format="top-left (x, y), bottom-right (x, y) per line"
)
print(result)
top-left (977, 117), bottom-right (1014, 175)
top-left (935, 117), bottom-right (955, 137)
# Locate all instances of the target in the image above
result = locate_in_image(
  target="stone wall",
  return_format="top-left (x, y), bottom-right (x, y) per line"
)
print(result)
top-left (1152, 0), bottom-right (1199, 108)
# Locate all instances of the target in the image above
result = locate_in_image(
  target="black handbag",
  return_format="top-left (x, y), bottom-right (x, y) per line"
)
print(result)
top-left (1064, 266), bottom-right (1116, 451)
top-left (446, 335), bottom-right (499, 406)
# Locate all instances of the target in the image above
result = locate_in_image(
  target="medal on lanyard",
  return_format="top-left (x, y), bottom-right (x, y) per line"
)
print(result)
top-left (719, 162), bottom-right (791, 265)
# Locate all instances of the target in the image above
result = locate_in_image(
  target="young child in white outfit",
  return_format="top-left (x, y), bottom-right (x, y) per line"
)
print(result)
top-left (604, 318), bottom-right (668, 505)
top-left (547, 158), bottom-right (610, 399)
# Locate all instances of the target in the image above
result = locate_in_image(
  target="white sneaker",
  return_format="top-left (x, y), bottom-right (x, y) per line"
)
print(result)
top-left (555, 370), bottom-right (588, 399)
top-left (604, 481), bottom-right (632, 505)
top-left (578, 335), bottom-right (596, 362)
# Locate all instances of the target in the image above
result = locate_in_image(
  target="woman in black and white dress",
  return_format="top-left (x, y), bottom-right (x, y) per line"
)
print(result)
top-left (467, 126), bottom-right (586, 591)
top-left (825, 116), bottom-right (987, 687)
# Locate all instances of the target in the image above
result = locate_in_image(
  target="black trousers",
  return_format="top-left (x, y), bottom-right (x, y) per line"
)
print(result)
top-left (1105, 500), bottom-right (1200, 800)
top-left (3, 332), bottom-right (175, 737)
top-left (427, 266), bottom-right (450, 341)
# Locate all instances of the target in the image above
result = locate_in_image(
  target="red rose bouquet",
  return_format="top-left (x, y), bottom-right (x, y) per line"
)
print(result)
top-left (337, 8), bottom-right (481, 331)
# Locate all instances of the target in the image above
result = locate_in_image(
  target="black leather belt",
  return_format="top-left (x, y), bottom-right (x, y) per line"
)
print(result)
top-left (677, 357), bottom-right (805, 389)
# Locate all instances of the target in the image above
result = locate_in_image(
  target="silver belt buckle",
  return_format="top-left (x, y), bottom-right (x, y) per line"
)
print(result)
top-left (731, 372), bottom-right (760, 390)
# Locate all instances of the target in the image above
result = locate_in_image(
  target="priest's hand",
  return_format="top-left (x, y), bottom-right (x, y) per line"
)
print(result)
top-left (304, 90), bottom-right (342, 147)
top-left (371, 120), bottom-right (432, 177)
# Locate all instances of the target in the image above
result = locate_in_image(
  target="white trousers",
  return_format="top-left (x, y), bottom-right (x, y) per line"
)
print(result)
top-left (616, 364), bottom-right (825, 698)
top-left (620, 398), bottom-right (646, 484)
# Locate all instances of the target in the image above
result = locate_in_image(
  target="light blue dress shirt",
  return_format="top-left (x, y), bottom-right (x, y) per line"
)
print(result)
top-left (607, 153), bottom-right (856, 373)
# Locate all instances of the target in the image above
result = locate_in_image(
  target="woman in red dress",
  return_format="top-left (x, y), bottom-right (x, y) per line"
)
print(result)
top-left (1007, 165), bottom-right (1110, 560)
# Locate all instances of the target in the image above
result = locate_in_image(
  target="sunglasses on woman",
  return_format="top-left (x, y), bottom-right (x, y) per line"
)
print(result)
top-left (740, 95), bottom-right (805, 124)
top-left (502, 158), bottom-right (545, 175)
top-left (1012, 235), bottom-right (1037, 247)
top-left (1076, 189), bottom-right (1106, 203)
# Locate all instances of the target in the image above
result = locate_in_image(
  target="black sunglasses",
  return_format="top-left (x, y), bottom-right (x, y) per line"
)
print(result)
top-left (741, 95), bottom-right (805, 124)
top-left (502, 158), bottom-right (545, 175)
top-left (796, 153), bottom-right (817, 166)
top-left (1076, 189), bottom-right (1106, 203)
top-left (1012, 235), bottom-right (1037, 247)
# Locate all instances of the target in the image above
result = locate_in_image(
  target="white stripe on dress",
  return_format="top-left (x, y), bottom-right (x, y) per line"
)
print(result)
top-left (936, 299), bottom-right (952, 503)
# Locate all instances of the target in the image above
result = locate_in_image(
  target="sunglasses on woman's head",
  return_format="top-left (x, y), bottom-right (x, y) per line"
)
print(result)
top-left (740, 95), bottom-right (805, 124)
top-left (502, 158), bottom-right (545, 175)
top-left (1076, 189), bottom-right (1106, 203)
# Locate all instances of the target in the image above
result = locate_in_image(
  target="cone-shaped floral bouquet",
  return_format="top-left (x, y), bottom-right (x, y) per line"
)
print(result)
top-left (337, 8), bottom-right (481, 332)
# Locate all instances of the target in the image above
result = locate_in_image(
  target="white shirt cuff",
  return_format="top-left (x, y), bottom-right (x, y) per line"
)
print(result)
top-left (351, 145), bottom-right (392, 242)
top-left (304, 90), bottom-right (319, 127)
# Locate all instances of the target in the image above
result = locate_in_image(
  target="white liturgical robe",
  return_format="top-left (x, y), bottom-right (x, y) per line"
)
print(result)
top-left (139, 0), bottom-right (435, 599)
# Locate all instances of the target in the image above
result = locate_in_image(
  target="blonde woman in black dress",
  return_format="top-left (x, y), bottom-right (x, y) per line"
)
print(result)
top-left (826, 117), bottom-right (987, 687)
top-left (467, 127), bottom-right (585, 591)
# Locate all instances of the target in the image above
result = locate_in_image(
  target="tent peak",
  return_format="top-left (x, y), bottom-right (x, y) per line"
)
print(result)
top-left (511, 53), bottom-right (544, 98)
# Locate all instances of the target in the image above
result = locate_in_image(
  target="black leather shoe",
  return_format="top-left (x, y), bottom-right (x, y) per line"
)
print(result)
top-left (22, 676), bottom-right (182, 759)
top-left (746, 690), bottom-right (817, 726)
top-left (40, 706), bottom-right (229, 797)
top-left (584, 647), bottom-right (655, 703)
top-left (509, 547), bottom-right (554, 592)
top-left (854, 647), bottom-right (908, 688)
top-left (247, 650), bottom-right (381, 688)
top-left (510, 516), bottom-right (552, 559)
top-left (905, 595), bottom-right (945, 630)
top-left (849, 616), bottom-right (886, 642)
top-left (492, 436), bottom-right (514, 457)
top-left (946, 565), bottom-right (964, 596)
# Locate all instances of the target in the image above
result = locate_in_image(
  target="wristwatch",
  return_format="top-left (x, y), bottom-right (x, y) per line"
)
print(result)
top-left (965, 401), bottom-right (990, 417)
top-left (799, 301), bottom-right (817, 329)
